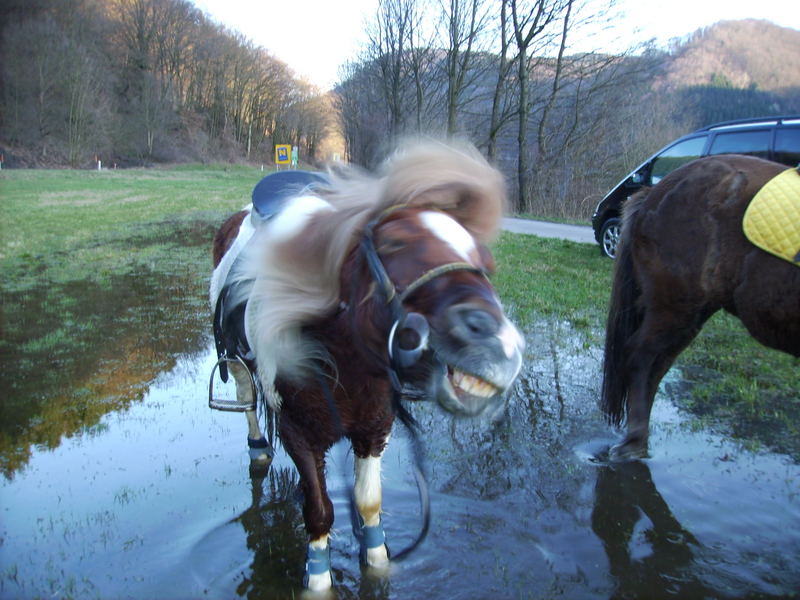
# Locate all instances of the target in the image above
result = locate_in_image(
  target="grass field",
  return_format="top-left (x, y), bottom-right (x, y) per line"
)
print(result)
top-left (1, 166), bottom-right (797, 459)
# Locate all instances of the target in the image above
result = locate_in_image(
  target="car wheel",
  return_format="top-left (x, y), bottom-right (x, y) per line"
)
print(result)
top-left (600, 217), bottom-right (622, 259)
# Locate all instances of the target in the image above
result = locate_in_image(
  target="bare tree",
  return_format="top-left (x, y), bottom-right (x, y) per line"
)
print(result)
top-left (439, 0), bottom-right (493, 134)
top-left (508, 0), bottom-right (568, 212)
top-left (370, 0), bottom-right (413, 142)
top-left (486, 0), bottom-right (518, 163)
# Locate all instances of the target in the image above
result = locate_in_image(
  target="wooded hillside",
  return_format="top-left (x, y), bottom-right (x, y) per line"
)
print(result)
top-left (1, 1), bottom-right (798, 218)
top-left (0, 0), bottom-right (336, 168)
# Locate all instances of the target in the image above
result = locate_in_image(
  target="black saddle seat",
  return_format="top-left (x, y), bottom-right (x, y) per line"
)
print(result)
top-left (251, 170), bottom-right (329, 220)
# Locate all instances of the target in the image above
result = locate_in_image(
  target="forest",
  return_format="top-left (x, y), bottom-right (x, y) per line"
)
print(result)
top-left (2, 0), bottom-right (799, 216)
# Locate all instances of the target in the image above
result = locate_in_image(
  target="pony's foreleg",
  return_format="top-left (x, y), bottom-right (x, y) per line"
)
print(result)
top-left (354, 453), bottom-right (390, 568)
top-left (281, 425), bottom-right (335, 591)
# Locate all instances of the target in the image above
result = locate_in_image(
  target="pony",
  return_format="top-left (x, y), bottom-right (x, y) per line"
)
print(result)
top-left (601, 154), bottom-right (800, 460)
top-left (209, 142), bottom-right (524, 590)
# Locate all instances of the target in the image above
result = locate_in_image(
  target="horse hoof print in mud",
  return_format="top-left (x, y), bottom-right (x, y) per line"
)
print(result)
top-left (208, 141), bottom-right (524, 591)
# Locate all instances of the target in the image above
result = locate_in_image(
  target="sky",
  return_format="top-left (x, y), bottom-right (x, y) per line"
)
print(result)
top-left (190, 0), bottom-right (799, 90)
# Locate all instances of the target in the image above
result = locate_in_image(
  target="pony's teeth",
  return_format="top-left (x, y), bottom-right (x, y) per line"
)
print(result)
top-left (453, 369), bottom-right (498, 398)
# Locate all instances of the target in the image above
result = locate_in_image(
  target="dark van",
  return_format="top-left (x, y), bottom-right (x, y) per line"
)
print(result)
top-left (592, 115), bottom-right (800, 258)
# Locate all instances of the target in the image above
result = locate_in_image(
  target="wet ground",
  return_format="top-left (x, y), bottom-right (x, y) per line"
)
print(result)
top-left (2, 277), bottom-right (799, 600)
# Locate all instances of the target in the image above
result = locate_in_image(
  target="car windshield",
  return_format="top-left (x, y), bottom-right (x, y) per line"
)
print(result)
top-left (650, 136), bottom-right (707, 184)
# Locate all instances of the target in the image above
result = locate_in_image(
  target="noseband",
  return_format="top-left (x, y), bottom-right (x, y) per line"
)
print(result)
top-left (360, 208), bottom-right (487, 382)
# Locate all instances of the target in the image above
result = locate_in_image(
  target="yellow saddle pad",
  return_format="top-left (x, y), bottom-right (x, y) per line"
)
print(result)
top-left (743, 167), bottom-right (800, 265)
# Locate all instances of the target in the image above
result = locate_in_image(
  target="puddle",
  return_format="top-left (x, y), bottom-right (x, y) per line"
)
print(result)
top-left (1, 301), bottom-right (799, 599)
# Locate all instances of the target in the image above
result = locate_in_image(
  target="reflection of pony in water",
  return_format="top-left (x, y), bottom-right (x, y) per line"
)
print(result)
top-left (209, 142), bottom-right (524, 590)
top-left (601, 155), bottom-right (800, 459)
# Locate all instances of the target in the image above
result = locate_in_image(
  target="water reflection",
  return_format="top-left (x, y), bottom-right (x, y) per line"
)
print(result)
top-left (233, 466), bottom-right (306, 599)
top-left (591, 460), bottom-right (713, 599)
top-left (0, 267), bottom-right (209, 477)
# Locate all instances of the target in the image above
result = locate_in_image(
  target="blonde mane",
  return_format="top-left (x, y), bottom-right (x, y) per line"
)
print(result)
top-left (236, 140), bottom-right (507, 409)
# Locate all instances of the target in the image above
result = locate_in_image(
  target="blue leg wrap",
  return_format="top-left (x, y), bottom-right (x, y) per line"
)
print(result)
top-left (362, 523), bottom-right (386, 549)
top-left (304, 544), bottom-right (331, 577)
top-left (247, 437), bottom-right (274, 461)
top-left (359, 521), bottom-right (389, 566)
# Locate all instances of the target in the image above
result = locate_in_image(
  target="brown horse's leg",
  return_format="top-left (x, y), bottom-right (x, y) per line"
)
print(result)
top-left (280, 418), bottom-right (335, 591)
top-left (611, 309), bottom-right (711, 460)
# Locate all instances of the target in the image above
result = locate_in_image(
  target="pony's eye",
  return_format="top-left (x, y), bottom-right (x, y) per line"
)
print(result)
top-left (378, 239), bottom-right (406, 255)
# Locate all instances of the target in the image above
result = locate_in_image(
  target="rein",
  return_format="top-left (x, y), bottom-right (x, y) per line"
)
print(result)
top-left (344, 208), bottom-right (484, 561)
top-left (316, 207), bottom-right (485, 563)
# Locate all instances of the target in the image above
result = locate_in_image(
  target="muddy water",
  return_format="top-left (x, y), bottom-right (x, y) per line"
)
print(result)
top-left (2, 286), bottom-right (799, 599)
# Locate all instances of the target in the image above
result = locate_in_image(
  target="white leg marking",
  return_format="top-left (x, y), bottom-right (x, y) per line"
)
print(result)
top-left (244, 410), bottom-right (263, 440)
top-left (354, 454), bottom-right (390, 567)
top-left (354, 455), bottom-right (382, 526)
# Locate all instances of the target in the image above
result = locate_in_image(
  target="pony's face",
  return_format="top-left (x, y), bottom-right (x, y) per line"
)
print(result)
top-left (374, 209), bottom-right (524, 417)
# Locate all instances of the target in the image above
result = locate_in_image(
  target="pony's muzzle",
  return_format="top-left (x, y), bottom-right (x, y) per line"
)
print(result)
top-left (445, 303), bottom-right (500, 343)
top-left (389, 312), bottom-right (430, 369)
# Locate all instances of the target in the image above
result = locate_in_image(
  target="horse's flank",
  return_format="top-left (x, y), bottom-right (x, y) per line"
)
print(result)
top-left (223, 141), bottom-right (507, 409)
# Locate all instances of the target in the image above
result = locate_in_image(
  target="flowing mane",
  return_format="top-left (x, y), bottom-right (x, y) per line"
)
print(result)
top-left (228, 141), bottom-right (507, 406)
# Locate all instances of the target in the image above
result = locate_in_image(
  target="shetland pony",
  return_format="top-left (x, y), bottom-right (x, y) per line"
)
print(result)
top-left (209, 142), bottom-right (524, 590)
top-left (601, 155), bottom-right (800, 460)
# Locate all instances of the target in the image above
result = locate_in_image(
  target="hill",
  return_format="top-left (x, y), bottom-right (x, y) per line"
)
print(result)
top-left (665, 19), bottom-right (800, 93)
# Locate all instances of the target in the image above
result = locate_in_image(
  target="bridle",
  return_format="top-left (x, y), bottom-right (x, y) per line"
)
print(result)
top-left (360, 207), bottom-right (488, 384)
top-left (324, 206), bottom-right (490, 562)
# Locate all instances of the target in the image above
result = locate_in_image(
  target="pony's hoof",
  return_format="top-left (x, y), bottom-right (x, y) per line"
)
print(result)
top-left (362, 544), bottom-right (390, 569)
top-left (248, 436), bottom-right (274, 463)
top-left (303, 543), bottom-right (332, 591)
top-left (608, 439), bottom-right (649, 462)
top-left (358, 522), bottom-right (390, 568)
top-left (303, 571), bottom-right (332, 592)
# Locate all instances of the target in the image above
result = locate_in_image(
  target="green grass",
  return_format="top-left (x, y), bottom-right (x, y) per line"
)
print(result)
top-left (1, 166), bottom-right (798, 465)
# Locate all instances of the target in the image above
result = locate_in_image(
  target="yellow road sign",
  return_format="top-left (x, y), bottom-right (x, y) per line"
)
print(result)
top-left (275, 144), bottom-right (291, 165)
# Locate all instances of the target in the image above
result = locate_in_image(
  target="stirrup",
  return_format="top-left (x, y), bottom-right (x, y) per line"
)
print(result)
top-left (208, 355), bottom-right (257, 412)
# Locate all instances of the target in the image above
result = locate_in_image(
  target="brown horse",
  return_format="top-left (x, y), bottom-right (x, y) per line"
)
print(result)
top-left (209, 142), bottom-right (524, 590)
top-left (601, 155), bottom-right (800, 460)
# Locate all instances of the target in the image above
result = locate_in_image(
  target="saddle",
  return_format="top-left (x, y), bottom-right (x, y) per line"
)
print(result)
top-left (743, 167), bottom-right (800, 265)
top-left (251, 170), bottom-right (329, 221)
top-left (210, 170), bottom-right (329, 410)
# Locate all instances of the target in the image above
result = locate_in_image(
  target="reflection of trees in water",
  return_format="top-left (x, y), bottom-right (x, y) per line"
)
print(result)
top-left (0, 267), bottom-right (208, 477)
top-left (233, 466), bottom-right (306, 599)
top-left (591, 460), bottom-right (714, 599)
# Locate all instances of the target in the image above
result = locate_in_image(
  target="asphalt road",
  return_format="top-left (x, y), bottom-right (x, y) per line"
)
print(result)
top-left (501, 217), bottom-right (596, 245)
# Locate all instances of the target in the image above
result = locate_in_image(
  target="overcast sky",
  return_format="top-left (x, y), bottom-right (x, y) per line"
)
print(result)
top-left (190, 0), bottom-right (799, 90)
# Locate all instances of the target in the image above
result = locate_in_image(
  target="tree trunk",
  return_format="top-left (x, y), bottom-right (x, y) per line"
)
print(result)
top-left (516, 47), bottom-right (529, 213)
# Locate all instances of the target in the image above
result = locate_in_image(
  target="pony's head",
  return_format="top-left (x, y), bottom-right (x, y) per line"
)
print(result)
top-left (342, 142), bottom-right (525, 416)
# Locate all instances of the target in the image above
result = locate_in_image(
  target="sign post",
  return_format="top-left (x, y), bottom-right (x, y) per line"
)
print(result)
top-left (275, 144), bottom-right (291, 169)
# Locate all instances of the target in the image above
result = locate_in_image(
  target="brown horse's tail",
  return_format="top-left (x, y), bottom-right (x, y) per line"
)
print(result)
top-left (600, 219), bottom-right (641, 426)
